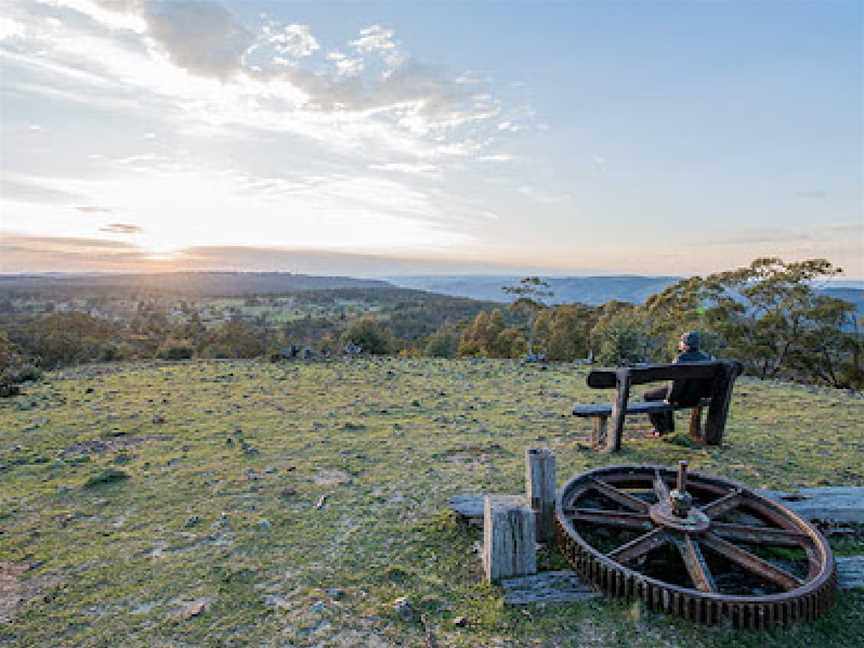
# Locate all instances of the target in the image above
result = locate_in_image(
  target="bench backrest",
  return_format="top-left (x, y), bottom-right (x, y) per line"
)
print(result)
top-left (586, 361), bottom-right (742, 390)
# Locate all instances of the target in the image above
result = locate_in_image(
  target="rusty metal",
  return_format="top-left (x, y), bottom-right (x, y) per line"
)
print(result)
top-left (555, 463), bottom-right (836, 628)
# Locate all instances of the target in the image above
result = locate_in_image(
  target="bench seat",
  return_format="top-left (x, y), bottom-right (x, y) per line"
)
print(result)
top-left (573, 398), bottom-right (711, 418)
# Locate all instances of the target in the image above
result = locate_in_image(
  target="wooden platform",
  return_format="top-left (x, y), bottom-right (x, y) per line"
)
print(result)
top-left (450, 487), bottom-right (864, 525)
top-left (500, 559), bottom-right (864, 606)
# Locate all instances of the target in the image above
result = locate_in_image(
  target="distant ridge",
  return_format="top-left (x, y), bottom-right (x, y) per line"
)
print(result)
top-left (386, 275), bottom-right (682, 305)
top-left (0, 272), bottom-right (391, 298)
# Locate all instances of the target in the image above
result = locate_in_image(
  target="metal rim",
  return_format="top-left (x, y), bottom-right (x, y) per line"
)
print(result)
top-left (555, 464), bottom-right (837, 628)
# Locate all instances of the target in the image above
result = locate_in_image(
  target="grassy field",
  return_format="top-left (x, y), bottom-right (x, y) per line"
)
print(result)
top-left (1, 358), bottom-right (862, 647)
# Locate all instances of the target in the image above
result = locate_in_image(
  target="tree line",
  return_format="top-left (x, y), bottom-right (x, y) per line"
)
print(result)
top-left (1, 257), bottom-right (861, 395)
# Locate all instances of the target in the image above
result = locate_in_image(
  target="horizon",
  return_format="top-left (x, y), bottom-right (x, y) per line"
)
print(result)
top-left (1, 1), bottom-right (862, 278)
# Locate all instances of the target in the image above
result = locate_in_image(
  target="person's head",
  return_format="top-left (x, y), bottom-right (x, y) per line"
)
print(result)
top-left (678, 330), bottom-right (701, 352)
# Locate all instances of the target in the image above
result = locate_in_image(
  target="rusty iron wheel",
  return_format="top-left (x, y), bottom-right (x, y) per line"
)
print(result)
top-left (555, 463), bottom-right (836, 628)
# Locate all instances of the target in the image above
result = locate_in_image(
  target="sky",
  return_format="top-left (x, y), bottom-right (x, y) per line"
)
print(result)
top-left (0, 0), bottom-right (862, 277)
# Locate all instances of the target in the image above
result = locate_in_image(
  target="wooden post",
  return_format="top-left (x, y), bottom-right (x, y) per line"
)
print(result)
top-left (607, 369), bottom-right (631, 453)
top-left (688, 406), bottom-right (703, 442)
top-left (525, 448), bottom-right (556, 543)
top-left (705, 362), bottom-right (739, 445)
top-left (591, 416), bottom-right (608, 449)
top-left (483, 495), bottom-right (537, 584)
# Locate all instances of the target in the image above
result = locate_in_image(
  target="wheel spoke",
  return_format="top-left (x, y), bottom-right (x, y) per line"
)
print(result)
top-left (700, 489), bottom-right (743, 519)
top-left (588, 477), bottom-right (650, 512)
top-left (563, 507), bottom-right (653, 531)
top-left (712, 522), bottom-right (810, 548)
top-left (607, 528), bottom-right (668, 564)
top-left (701, 532), bottom-right (803, 591)
top-left (671, 535), bottom-right (717, 593)
top-left (653, 469), bottom-right (670, 503)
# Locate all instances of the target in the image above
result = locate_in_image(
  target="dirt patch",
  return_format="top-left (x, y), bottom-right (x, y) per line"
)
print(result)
top-left (0, 563), bottom-right (61, 625)
top-left (314, 469), bottom-right (353, 486)
top-left (62, 434), bottom-right (167, 458)
top-left (440, 443), bottom-right (507, 465)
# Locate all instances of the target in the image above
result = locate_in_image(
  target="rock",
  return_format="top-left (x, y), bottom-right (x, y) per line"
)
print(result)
top-left (256, 519), bottom-right (272, 531)
top-left (174, 598), bottom-right (210, 621)
top-left (309, 600), bottom-right (325, 613)
top-left (184, 515), bottom-right (200, 528)
top-left (279, 488), bottom-right (297, 499)
top-left (392, 596), bottom-right (415, 622)
top-left (152, 414), bottom-right (165, 424)
top-left (326, 588), bottom-right (345, 601)
top-left (453, 616), bottom-right (467, 627)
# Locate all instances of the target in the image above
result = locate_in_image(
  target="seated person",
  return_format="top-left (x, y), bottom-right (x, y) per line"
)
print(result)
top-left (644, 331), bottom-right (712, 437)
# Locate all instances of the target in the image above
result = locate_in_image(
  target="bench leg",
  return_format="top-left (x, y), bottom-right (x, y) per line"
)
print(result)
top-left (591, 416), bottom-right (608, 450)
top-left (689, 406), bottom-right (704, 442)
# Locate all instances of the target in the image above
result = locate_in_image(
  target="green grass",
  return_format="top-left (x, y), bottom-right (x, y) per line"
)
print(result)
top-left (1, 358), bottom-right (862, 647)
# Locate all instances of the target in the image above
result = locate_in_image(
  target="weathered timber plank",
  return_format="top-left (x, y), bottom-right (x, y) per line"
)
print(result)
top-left (573, 399), bottom-right (711, 418)
top-left (837, 557), bottom-right (864, 590)
top-left (501, 571), bottom-right (598, 605)
top-left (502, 559), bottom-right (862, 606)
top-left (758, 487), bottom-right (864, 524)
top-left (452, 487), bottom-right (864, 524)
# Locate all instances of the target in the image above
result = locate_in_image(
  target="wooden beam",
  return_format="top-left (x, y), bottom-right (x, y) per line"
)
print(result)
top-left (525, 448), bottom-right (556, 543)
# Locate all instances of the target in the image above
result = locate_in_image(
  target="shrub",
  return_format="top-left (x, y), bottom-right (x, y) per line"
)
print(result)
top-left (201, 321), bottom-right (266, 358)
top-left (156, 337), bottom-right (195, 360)
top-left (591, 309), bottom-right (652, 365)
top-left (424, 326), bottom-right (460, 358)
top-left (340, 317), bottom-right (391, 355)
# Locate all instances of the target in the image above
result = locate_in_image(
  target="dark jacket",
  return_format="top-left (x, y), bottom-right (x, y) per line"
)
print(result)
top-left (667, 349), bottom-right (713, 405)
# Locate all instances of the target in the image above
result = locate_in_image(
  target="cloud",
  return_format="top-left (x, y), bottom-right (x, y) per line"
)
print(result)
top-left (76, 205), bottom-right (114, 214)
top-left (0, 177), bottom-right (89, 205)
top-left (326, 51), bottom-right (364, 77)
top-left (141, 0), bottom-right (255, 78)
top-left (351, 24), bottom-right (396, 54)
top-left (0, 16), bottom-right (26, 41)
top-left (517, 185), bottom-right (572, 204)
top-left (0, 233), bottom-right (148, 272)
top-left (263, 22), bottom-right (318, 60)
top-left (99, 222), bottom-right (142, 233)
top-left (0, 234), bottom-right (538, 274)
top-left (369, 162), bottom-right (440, 177)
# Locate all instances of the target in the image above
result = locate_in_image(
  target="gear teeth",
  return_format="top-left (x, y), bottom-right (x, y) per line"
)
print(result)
top-left (554, 465), bottom-right (837, 629)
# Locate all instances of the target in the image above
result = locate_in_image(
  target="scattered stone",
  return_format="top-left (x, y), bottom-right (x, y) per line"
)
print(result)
top-left (264, 594), bottom-right (291, 610)
top-left (392, 596), bottom-right (415, 622)
top-left (184, 515), bottom-right (200, 528)
top-left (325, 588), bottom-right (345, 601)
top-left (174, 598), bottom-right (210, 621)
top-left (280, 487), bottom-right (297, 499)
top-left (152, 414), bottom-right (165, 424)
top-left (256, 519), bottom-right (272, 531)
top-left (315, 495), bottom-right (328, 510)
top-left (452, 616), bottom-right (467, 627)
top-left (309, 600), bottom-right (325, 613)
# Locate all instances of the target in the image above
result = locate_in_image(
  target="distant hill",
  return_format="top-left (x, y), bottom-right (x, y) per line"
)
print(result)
top-left (0, 272), bottom-right (391, 298)
top-left (386, 275), bottom-right (682, 305)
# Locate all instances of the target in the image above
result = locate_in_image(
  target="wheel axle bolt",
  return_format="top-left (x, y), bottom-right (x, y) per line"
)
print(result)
top-left (670, 489), bottom-right (692, 517)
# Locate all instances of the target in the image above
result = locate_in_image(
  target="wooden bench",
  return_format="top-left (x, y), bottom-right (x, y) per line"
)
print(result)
top-left (573, 360), bottom-right (743, 453)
